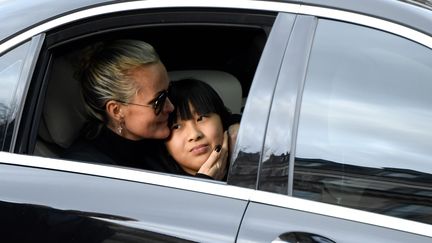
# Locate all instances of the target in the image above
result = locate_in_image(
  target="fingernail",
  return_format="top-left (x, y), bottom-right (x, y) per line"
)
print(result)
top-left (215, 145), bottom-right (222, 152)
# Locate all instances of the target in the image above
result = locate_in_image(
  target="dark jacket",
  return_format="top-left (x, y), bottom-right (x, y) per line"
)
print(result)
top-left (62, 126), bottom-right (181, 174)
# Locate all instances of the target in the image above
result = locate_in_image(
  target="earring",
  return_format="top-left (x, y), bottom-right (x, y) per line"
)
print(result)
top-left (117, 116), bottom-right (125, 135)
top-left (117, 125), bottom-right (123, 135)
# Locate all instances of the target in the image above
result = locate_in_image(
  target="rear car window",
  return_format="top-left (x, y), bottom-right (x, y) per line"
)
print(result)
top-left (0, 41), bottom-right (31, 151)
top-left (294, 19), bottom-right (432, 224)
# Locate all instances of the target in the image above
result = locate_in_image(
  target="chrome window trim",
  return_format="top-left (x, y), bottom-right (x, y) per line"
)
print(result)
top-left (298, 5), bottom-right (431, 48)
top-left (0, 0), bottom-right (298, 55)
top-left (1, 151), bottom-right (432, 238)
top-left (0, 151), bottom-right (254, 200)
top-left (0, 0), bottom-right (430, 55)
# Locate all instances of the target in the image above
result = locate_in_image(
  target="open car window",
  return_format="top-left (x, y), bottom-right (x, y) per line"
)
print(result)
top-left (24, 8), bottom-right (276, 180)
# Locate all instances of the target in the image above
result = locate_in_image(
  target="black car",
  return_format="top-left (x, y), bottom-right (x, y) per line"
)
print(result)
top-left (1, 0), bottom-right (432, 242)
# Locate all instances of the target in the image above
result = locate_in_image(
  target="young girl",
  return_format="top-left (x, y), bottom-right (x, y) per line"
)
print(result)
top-left (166, 78), bottom-right (237, 178)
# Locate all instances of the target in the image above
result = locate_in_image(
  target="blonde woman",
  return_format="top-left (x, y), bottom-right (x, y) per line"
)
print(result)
top-left (63, 40), bottom-right (228, 179)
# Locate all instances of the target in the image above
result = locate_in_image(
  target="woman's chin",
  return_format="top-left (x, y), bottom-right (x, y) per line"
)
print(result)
top-left (154, 127), bottom-right (171, 139)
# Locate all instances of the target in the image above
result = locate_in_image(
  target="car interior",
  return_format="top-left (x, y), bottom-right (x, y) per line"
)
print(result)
top-left (26, 9), bottom-right (277, 163)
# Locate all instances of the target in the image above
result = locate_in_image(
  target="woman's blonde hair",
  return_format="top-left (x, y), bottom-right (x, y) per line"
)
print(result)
top-left (77, 39), bottom-right (160, 134)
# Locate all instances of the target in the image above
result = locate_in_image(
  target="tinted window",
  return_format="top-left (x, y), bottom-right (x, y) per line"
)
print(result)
top-left (0, 41), bottom-right (31, 150)
top-left (294, 20), bottom-right (432, 224)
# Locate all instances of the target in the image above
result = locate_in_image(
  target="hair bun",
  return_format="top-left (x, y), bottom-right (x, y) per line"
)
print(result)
top-left (74, 41), bottom-right (105, 80)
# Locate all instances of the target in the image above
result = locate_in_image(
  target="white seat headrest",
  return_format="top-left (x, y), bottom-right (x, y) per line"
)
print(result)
top-left (40, 55), bottom-right (88, 148)
top-left (169, 70), bottom-right (242, 114)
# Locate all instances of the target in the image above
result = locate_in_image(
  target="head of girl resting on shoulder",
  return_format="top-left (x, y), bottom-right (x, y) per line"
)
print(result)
top-left (166, 78), bottom-right (231, 175)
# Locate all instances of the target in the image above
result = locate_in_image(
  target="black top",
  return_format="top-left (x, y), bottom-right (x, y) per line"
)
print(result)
top-left (62, 126), bottom-right (181, 174)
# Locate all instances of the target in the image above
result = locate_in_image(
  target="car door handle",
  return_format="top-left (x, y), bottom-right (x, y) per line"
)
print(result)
top-left (272, 232), bottom-right (336, 243)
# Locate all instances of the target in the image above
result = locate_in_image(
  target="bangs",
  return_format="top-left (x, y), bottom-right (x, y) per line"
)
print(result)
top-left (168, 79), bottom-right (230, 129)
top-left (177, 92), bottom-right (219, 119)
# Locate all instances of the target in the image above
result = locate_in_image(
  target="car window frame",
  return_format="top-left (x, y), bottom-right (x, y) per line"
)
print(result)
top-left (14, 5), bottom-right (281, 189)
top-left (0, 1), bottom-right (300, 159)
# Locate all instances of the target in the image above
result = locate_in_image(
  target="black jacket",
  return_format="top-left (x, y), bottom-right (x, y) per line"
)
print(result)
top-left (62, 126), bottom-right (180, 174)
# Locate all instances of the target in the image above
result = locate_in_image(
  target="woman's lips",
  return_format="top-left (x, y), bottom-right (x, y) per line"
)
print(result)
top-left (190, 144), bottom-right (209, 155)
top-left (159, 115), bottom-right (169, 123)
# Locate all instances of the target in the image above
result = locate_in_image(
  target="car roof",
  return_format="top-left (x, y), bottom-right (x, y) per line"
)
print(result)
top-left (302, 0), bottom-right (432, 33)
top-left (0, 0), bottom-right (430, 47)
top-left (0, 0), bottom-right (108, 43)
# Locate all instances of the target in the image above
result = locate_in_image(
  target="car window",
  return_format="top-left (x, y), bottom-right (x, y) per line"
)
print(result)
top-left (294, 19), bottom-right (432, 224)
top-left (0, 41), bottom-right (31, 151)
top-left (29, 9), bottom-right (276, 183)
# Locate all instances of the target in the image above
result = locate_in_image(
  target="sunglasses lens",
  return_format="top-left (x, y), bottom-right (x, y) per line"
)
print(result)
top-left (154, 91), bottom-right (168, 115)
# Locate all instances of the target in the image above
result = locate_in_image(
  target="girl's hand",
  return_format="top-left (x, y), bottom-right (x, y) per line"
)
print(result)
top-left (197, 131), bottom-right (229, 180)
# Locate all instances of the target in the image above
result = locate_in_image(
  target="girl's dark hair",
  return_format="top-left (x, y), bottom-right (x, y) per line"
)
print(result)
top-left (168, 78), bottom-right (231, 130)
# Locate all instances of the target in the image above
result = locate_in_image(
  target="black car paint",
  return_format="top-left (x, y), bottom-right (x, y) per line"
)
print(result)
top-left (0, 163), bottom-right (247, 242)
top-left (0, 0), bottom-right (431, 242)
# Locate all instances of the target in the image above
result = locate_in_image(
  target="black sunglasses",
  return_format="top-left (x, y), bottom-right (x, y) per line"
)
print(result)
top-left (115, 89), bottom-right (169, 115)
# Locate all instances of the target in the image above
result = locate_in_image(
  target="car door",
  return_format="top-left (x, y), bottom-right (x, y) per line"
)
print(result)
top-left (0, 152), bottom-right (251, 242)
top-left (0, 2), bottom-right (281, 242)
top-left (236, 5), bottom-right (432, 243)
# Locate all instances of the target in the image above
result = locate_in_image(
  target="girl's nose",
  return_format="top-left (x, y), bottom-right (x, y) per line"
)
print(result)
top-left (187, 123), bottom-right (203, 142)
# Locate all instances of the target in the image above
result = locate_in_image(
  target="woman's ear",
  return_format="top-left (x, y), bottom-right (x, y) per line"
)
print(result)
top-left (105, 100), bottom-right (124, 121)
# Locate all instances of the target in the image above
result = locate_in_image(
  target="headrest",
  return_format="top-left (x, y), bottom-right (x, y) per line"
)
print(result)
top-left (169, 70), bottom-right (242, 114)
top-left (39, 55), bottom-right (88, 148)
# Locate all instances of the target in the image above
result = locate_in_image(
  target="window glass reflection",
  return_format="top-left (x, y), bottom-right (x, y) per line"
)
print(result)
top-left (0, 41), bottom-right (31, 149)
top-left (294, 19), bottom-right (432, 224)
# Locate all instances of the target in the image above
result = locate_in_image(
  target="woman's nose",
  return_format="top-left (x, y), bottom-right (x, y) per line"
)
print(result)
top-left (164, 97), bottom-right (175, 113)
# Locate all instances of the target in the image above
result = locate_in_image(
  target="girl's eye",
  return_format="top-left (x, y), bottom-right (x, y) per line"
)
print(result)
top-left (197, 114), bottom-right (209, 122)
top-left (171, 124), bottom-right (181, 130)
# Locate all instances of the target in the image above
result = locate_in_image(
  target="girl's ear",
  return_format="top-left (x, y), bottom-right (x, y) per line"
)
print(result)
top-left (105, 100), bottom-right (124, 121)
